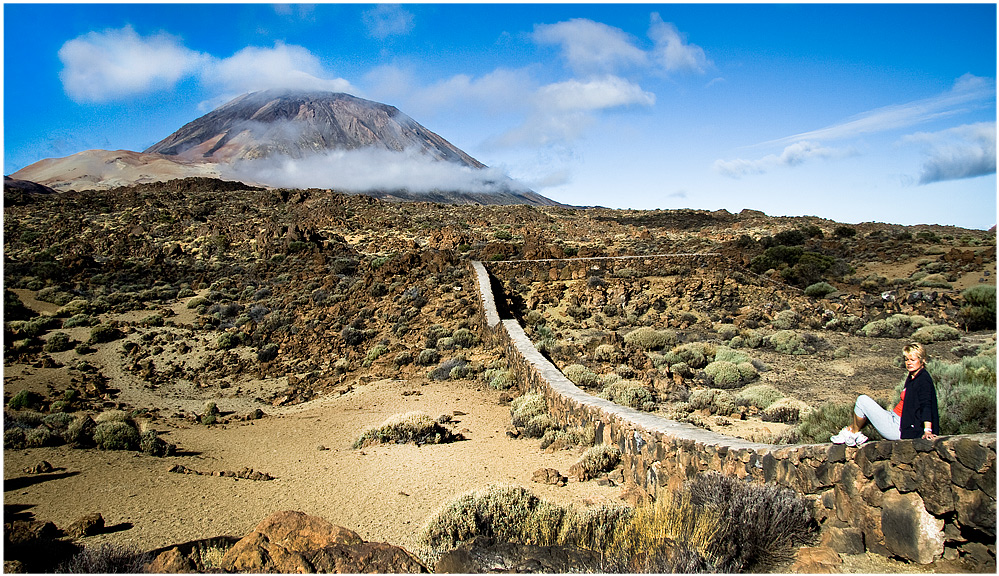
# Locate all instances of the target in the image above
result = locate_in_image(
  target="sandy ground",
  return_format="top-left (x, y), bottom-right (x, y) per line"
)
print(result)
top-left (4, 376), bottom-right (622, 555)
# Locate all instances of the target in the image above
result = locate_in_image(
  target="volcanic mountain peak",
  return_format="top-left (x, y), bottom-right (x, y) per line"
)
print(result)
top-left (145, 90), bottom-right (485, 168)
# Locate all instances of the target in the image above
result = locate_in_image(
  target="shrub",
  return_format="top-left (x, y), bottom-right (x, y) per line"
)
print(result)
top-left (484, 368), bottom-right (515, 390)
top-left (56, 542), bottom-right (152, 573)
top-left (88, 324), bottom-right (123, 345)
top-left (93, 421), bottom-right (140, 450)
top-left (911, 324), bottom-right (961, 344)
top-left (704, 361), bottom-right (741, 388)
top-left (510, 393), bottom-right (547, 428)
top-left (592, 343), bottom-right (618, 362)
top-left (824, 314), bottom-right (865, 334)
top-left (430, 357), bottom-right (469, 381)
top-left (415, 348), bottom-right (440, 366)
top-left (352, 411), bottom-right (460, 448)
top-left (25, 427), bottom-right (60, 448)
top-left (393, 351), bottom-right (414, 366)
top-left (7, 389), bottom-right (41, 410)
top-left (599, 380), bottom-right (655, 411)
top-left (859, 314), bottom-right (932, 339)
top-left (804, 282), bottom-right (837, 298)
top-left (451, 328), bottom-right (477, 348)
top-left (570, 444), bottom-right (621, 480)
top-left (917, 274), bottom-right (951, 289)
top-left (4, 427), bottom-right (27, 449)
top-left (689, 389), bottom-right (736, 416)
top-left (65, 416), bottom-right (97, 446)
top-left (216, 331), bottom-right (242, 350)
top-left (63, 314), bottom-right (94, 328)
top-left (362, 344), bottom-right (388, 367)
top-left (929, 352), bottom-right (997, 435)
top-left (769, 330), bottom-right (812, 355)
top-left (539, 425), bottom-right (595, 451)
top-left (717, 324), bottom-right (739, 341)
top-left (140, 430), bottom-right (176, 457)
top-left (663, 342), bottom-right (715, 370)
top-left (833, 226), bottom-right (856, 238)
top-left (772, 310), bottom-right (800, 330)
top-left (256, 344), bottom-right (279, 362)
top-left (563, 364), bottom-right (599, 387)
top-left (43, 332), bottom-right (74, 353)
top-left (960, 285), bottom-right (996, 330)
top-left (685, 472), bottom-right (818, 571)
top-left (524, 414), bottom-right (557, 438)
top-left (734, 384), bottom-right (784, 410)
top-left (415, 485), bottom-right (572, 567)
top-left (623, 327), bottom-right (677, 350)
top-left (796, 402), bottom-right (855, 443)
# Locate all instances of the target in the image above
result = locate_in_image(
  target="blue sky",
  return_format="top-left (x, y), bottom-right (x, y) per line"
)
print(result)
top-left (3, 3), bottom-right (996, 229)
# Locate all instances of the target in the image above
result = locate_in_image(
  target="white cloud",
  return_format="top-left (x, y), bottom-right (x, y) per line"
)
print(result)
top-left (648, 13), bottom-right (710, 74)
top-left (901, 122), bottom-right (996, 184)
top-left (533, 18), bottom-right (647, 76)
top-left (59, 28), bottom-right (356, 103)
top-left (492, 76), bottom-right (654, 147)
top-left (224, 148), bottom-right (524, 194)
top-left (537, 76), bottom-right (655, 112)
top-left (362, 5), bottom-right (415, 39)
top-left (58, 26), bottom-right (208, 102)
top-left (206, 43), bottom-right (356, 95)
top-left (405, 68), bottom-right (538, 116)
top-left (714, 141), bottom-right (849, 178)
top-left (763, 74), bottom-right (996, 147)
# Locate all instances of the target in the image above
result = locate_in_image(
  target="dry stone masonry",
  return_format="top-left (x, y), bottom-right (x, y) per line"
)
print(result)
top-left (470, 260), bottom-right (996, 566)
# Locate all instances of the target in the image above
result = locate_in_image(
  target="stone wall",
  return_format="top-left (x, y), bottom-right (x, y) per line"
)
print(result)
top-left (469, 260), bottom-right (997, 566)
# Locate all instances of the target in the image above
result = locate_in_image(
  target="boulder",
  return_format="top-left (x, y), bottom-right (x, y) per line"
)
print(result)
top-left (66, 513), bottom-right (104, 538)
top-left (881, 489), bottom-right (944, 564)
top-left (531, 468), bottom-right (567, 486)
top-left (146, 547), bottom-right (195, 573)
top-left (819, 526), bottom-right (865, 555)
top-left (22, 461), bottom-right (53, 474)
top-left (220, 510), bottom-right (426, 573)
top-left (788, 546), bottom-right (842, 573)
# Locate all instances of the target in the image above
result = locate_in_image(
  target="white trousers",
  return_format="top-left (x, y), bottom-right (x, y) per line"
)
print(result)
top-left (854, 394), bottom-right (901, 441)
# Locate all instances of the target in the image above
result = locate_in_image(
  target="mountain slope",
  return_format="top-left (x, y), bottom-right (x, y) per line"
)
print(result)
top-left (145, 90), bottom-right (485, 168)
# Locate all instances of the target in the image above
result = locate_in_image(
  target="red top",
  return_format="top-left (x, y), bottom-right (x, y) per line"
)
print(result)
top-left (893, 389), bottom-right (905, 417)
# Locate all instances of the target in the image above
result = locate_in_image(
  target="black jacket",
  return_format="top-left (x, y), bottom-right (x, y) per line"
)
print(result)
top-left (899, 369), bottom-right (940, 439)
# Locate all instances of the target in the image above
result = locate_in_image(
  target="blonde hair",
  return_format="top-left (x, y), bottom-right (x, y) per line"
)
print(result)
top-left (903, 342), bottom-right (928, 363)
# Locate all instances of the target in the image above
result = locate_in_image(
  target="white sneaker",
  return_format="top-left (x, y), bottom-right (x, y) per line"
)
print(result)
top-left (830, 427), bottom-right (855, 444)
top-left (849, 432), bottom-right (868, 447)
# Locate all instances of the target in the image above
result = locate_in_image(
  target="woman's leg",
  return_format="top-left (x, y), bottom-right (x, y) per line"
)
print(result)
top-left (853, 395), bottom-right (901, 440)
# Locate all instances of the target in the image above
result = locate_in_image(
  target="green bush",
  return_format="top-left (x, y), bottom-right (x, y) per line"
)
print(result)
top-left (960, 285), bottom-right (996, 330)
top-left (63, 313), bottom-right (95, 328)
top-left (43, 332), bottom-right (74, 353)
top-left (7, 389), bottom-right (41, 410)
top-left (56, 542), bottom-right (152, 574)
top-left (416, 348), bottom-right (440, 366)
top-left (796, 402), bottom-right (856, 443)
top-left (704, 361), bottom-right (746, 388)
top-left (484, 368), bottom-right (516, 390)
top-left (140, 430), bottom-right (177, 456)
top-left (804, 282), bottom-right (837, 298)
top-left (623, 327), bottom-right (677, 350)
top-left (917, 274), bottom-right (951, 289)
top-left (571, 444), bottom-right (622, 480)
top-left (911, 324), bottom-right (961, 344)
top-left (563, 364), bottom-right (599, 387)
top-left (216, 331), bottom-right (242, 350)
top-left (88, 324), bottom-right (123, 345)
top-left (65, 415), bottom-right (97, 446)
top-left (451, 328), bottom-right (477, 348)
top-left (768, 330), bottom-right (812, 355)
top-left (689, 389), bottom-right (736, 416)
top-left (393, 351), bottom-right (414, 366)
top-left (734, 384), bottom-right (784, 410)
top-left (928, 351), bottom-right (996, 435)
top-left (599, 380), bottom-right (655, 411)
top-left (663, 342), bottom-right (715, 370)
top-left (539, 425), bottom-right (595, 451)
top-left (524, 414), bottom-right (557, 438)
top-left (352, 411), bottom-right (460, 448)
top-left (772, 310), bottom-right (799, 330)
top-left (511, 393), bottom-right (547, 428)
top-left (93, 421), bottom-right (140, 450)
top-left (362, 344), bottom-right (389, 367)
top-left (859, 314), bottom-right (932, 338)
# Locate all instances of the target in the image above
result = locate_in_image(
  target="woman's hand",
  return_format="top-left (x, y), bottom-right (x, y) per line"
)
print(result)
top-left (922, 429), bottom-right (936, 440)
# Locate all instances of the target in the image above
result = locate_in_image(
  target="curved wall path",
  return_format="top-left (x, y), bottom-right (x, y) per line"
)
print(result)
top-left (470, 260), bottom-right (996, 566)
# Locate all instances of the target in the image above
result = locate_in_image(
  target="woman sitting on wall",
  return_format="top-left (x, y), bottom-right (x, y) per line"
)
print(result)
top-left (831, 342), bottom-right (940, 446)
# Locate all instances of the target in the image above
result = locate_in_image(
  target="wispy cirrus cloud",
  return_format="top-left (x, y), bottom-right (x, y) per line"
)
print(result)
top-left (715, 75), bottom-right (995, 178)
top-left (762, 74), bottom-right (994, 148)
top-left (902, 122), bottom-right (996, 184)
top-left (714, 141), bottom-right (852, 178)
